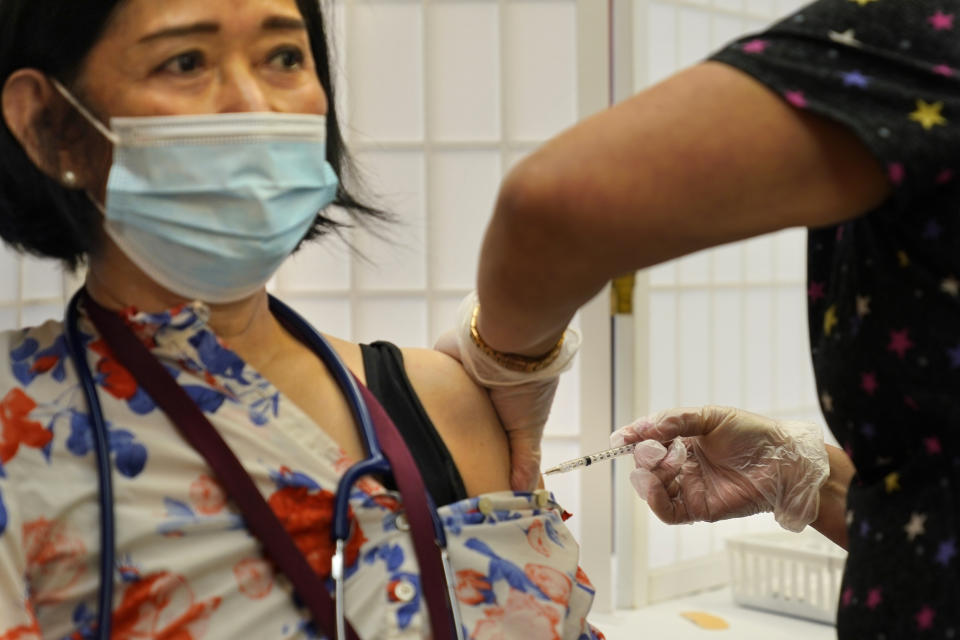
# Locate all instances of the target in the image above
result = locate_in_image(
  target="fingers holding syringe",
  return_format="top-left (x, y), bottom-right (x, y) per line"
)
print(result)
top-left (611, 406), bottom-right (723, 448)
top-left (629, 439), bottom-right (692, 525)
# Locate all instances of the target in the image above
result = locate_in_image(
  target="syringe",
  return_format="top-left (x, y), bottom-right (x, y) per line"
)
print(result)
top-left (543, 442), bottom-right (638, 475)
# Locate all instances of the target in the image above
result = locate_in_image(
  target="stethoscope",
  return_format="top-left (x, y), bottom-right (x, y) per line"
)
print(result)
top-left (63, 290), bottom-right (465, 640)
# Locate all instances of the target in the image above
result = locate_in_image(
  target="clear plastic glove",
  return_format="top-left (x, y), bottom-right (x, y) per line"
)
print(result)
top-left (434, 292), bottom-right (581, 491)
top-left (611, 406), bottom-right (830, 532)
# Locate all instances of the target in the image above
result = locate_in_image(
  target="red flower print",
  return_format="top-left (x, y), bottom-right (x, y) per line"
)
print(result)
top-left (233, 558), bottom-right (274, 600)
top-left (268, 486), bottom-right (367, 577)
top-left (89, 339), bottom-right (138, 401)
top-left (23, 518), bottom-right (87, 606)
top-left (472, 589), bottom-right (562, 640)
top-left (30, 355), bottom-right (60, 375)
top-left (111, 572), bottom-right (221, 640)
top-left (455, 569), bottom-right (493, 605)
top-left (574, 566), bottom-right (594, 591)
top-left (526, 521), bottom-right (551, 557)
top-left (0, 388), bottom-right (52, 464)
top-left (0, 602), bottom-right (42, 640)
top-left (189, 475), bottom-right (226, 515)
top-left (524, 564), bottom-right (571, 606)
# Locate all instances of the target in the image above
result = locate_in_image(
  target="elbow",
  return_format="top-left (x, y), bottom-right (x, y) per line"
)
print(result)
top-left (492, 155), bottom-right (581, 252)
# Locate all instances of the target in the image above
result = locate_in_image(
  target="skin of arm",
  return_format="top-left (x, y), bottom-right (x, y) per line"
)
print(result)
top-left (811, 444), bottom-right (856, 550)
top-left (400, 348), bottom-right (514, 496)
top-left (476, 61), bottom-right (892, 355)
top-left (328, 338), bottom-right (513, 497)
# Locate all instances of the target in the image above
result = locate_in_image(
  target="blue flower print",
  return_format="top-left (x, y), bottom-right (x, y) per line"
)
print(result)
top-left (189, 332), bottom-right (249, 385)
top-left (10, 333), bottom-right (69, 387)
top-left (183, 385), bottom-right (227, 414)
top-left (270, 466), bottom-right (322, 491)
top-left (0, 487), bottom-right (7, 536)
top-left (64, 602), bottom-right (98, 640)
top-left (66, 410), bottom-right (148, 478)
top-left (156, 497), bottom-right (244, 537)
top-left (364, 543), bottom-right (406, 572)
top-left (464, 538), bottom-right (549, 600)
top-left (388, 571), bottom-right (422, 630)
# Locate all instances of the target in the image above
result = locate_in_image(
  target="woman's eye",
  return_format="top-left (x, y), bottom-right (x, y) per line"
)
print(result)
top-left (160, 51), bottom-right (205, 75)
top-left (268, 47), bottom-right (305, 71)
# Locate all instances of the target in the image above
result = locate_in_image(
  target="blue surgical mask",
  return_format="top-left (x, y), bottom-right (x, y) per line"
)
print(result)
top-left (53, 80), bottom-right (339, 303)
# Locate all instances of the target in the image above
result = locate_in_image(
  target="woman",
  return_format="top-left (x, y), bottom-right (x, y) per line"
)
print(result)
top-left (442, 0), bottom-right (959, 636)
top-left (0, 1), bottom-right (593, 638)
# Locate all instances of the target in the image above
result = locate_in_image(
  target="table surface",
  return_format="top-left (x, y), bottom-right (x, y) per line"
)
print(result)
top-left (589, 587), bottom-right (837, 640)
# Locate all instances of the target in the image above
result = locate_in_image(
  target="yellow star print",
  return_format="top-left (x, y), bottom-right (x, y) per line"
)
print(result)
top-left (885, 472), bottom-right (900, 493)
top-left (823, 305), bottom-right (838, 336)
top-left (848, 0), bottom-right (878, 5)
top-left (897, 250), bottom-right (910, 267)
top-left (909, 99), bottom-right (947, 130)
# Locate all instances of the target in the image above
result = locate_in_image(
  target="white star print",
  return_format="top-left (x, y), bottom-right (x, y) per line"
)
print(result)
top-left (856, 295), bottom-right (871, 317)
top-left (820, 392), bottom-right (834, 412)
top-left (828, 29), bottom-right (861, 47)
top-left (942, 277), bottom-right (959, 297)
top-left (905, 512), bottom-right (927, 541)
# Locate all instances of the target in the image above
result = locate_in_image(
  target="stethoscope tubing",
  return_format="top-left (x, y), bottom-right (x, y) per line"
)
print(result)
top-left (64, 293), bottom-right (117, 638)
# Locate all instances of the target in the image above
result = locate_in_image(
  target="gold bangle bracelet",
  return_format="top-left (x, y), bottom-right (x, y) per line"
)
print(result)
top-left (469, 304), bottom-right (565, 373)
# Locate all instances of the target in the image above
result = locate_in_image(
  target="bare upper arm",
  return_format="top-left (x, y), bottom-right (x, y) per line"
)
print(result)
top-left (399, 348), bottom-right (512, 497)
top-left (500, 60), bottom-right (892, 276)
top-left (475, 60), bottom-right (894, 352)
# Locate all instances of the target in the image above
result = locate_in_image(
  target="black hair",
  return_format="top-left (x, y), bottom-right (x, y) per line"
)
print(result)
top-left (0, 0), bottom-right (385, 269)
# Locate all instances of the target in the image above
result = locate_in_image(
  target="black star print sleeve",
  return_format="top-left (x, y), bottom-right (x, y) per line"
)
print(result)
top-left (706, 1), bottom-right (960, 638)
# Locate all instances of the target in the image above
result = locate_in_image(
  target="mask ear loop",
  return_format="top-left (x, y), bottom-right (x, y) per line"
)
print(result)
top-left (50, 78), bottom-right (119, 145)
top-left (50, 78), bottom-right (116, 211)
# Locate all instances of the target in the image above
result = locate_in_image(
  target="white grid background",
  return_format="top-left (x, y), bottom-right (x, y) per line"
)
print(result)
top-left (0, 0), bottom-right (595, 538)
top-left (630, 0), bottom-right (834, 579)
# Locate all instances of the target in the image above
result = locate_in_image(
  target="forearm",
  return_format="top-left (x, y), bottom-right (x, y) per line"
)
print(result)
top-left (810, 444), bottom-right (855, 550)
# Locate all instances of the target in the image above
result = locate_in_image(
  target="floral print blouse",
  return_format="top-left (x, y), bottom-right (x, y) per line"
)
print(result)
top-left (0, 302), bottom-right (600, 640)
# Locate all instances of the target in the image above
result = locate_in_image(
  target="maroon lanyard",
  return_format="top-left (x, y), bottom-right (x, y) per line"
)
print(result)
top-left (82, 291), bottom-right (454, 640)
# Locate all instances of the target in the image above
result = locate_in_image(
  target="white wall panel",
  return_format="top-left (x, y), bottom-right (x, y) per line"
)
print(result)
top-left (504, 1), bottom-right (578, 140)
top-left (428, 151), bottom-right (501, 291)
top-left (350, 1), bottom-right (424, 141)
top-left (427, 2), bottom-right (501, 141)
top-left (353, 151), bottom-right (428, 291)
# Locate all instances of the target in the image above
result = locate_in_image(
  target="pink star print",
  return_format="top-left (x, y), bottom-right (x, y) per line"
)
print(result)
top-left (784, 90), bottom-right (807, 108)
top-left (929, 11), bottom-right (955, 30)
top-left (808, 281), bottom-right (825, 302)
top-left (888, 163), bottom-right (905, 185)
top-left (866, 587), bottom-right (882, 610)
top-left (925, 437), bottom-right (942, 455)
top-left (888, 329), bottom-right (914, 358)
top-left (861, 372), bottom-right (878, 395)
top-left (933, 63), bottom-right (954, 77)
top-left (841, 587), bottom-right (854, 607)
top-left (916, 606), bottom-right (936, 631)
top-left (742, 39), bottom-right (769, 53)
top-left (937, 169), bottom-right (955, 184)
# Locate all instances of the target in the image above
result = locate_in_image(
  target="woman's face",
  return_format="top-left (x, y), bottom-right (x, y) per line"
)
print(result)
top-left (78, 0), bottom-right (328, 121)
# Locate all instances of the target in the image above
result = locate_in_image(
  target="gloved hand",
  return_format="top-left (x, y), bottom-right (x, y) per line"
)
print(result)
top-left (434, 292), bottom-right (581, 492)
top-left (611, 406), bottom-right (830, 532)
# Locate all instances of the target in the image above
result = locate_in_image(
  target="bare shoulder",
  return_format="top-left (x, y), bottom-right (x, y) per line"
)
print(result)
top-left (322, 334), bottom-right (366, 385)
top-left (399, 347), bottom-right (512, 496)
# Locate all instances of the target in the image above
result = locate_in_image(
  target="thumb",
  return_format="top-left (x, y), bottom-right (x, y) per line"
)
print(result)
top-left (508, 431), bottom-right (543, 492)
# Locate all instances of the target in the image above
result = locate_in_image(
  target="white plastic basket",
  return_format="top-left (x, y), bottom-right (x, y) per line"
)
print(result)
top-left (726, 529), bottom-right (847, 624)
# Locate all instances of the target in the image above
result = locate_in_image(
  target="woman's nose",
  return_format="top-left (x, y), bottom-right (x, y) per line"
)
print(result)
top-left (217, 61), bottom-right (270, 113)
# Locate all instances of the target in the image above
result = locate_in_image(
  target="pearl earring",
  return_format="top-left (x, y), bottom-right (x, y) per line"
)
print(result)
top-left (62, 170), bottom-right (77, 187)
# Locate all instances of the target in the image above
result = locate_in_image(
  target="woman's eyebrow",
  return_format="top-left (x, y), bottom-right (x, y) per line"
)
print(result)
top-left (137, 16), bottom-right (305, 44)
top-left (138, 21), bottom-right (219, 43)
